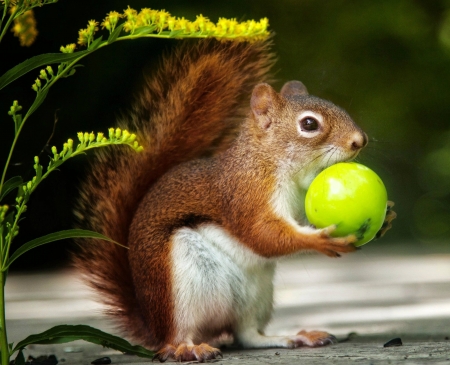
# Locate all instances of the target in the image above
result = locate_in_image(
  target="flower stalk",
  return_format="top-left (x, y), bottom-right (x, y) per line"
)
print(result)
top-left (0, 270), bottom-right (9, 365)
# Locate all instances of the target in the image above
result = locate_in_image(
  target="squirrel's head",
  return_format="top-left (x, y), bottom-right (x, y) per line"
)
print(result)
top-left (250, 81), bottom-right (368, 188)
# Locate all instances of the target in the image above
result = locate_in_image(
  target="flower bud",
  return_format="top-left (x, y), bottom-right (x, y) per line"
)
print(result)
top-left (39, 69), bottom-right (48, 80)
top-left (122, 129), bottom-right (130, 141)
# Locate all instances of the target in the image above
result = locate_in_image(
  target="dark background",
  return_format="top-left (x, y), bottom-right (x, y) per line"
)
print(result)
top-left (1, 0), bottom-right (450, 270)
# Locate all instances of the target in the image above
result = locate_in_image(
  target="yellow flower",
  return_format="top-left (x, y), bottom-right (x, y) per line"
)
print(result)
top-left (73, 6), bottom-right (270, 43)
top-left (123, 6), bottom-right (139, 33)
top-left (228, 18), bottom-right (238, 35)
top-left (123, 6), bottom-right (138, 21)
top-left (156, 10), bottom-right (171, 31)
top-left (259, 17), bottom-right (269, 31)
top-left (186, 20), bottom-right (198, 34)
top-left (174, 17), bottom-right (189, 32)
top-left (215, 18), bottom-right (229, 37)
top-left (101, 11), bottom-right (121, 32)
top-left (167, 16), bottom-right (176, 31)
top-left (60, 43), bottom-right (76, 53)
top-left (77, 28), bottom-right (89, 46)
top-left (101, 11), bottom-right (121, 31)
top-left (11, 8), bottom-right (38, 47)
top-left (138, 8), bottom-right (157, 26)
top-left (87, 19), bottom-right (99, 34)
top-left (77, 19), bottom-right (99, 46)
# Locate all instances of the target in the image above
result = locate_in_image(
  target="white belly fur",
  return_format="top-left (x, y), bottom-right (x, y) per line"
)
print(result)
top-left (170, 223), bottom-right (276, 344)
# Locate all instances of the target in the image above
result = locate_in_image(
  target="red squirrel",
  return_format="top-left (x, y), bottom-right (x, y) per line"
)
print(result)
top-left (74, 39), bottom-right (394, 362)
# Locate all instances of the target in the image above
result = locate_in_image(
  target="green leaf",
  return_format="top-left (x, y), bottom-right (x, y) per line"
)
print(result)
top-left (25, 87), bottom-right (50, 120)
top-left (107, 23), bottom-right (124, 43)
top-left (0, 176), bottom-right (23, 201)
top-left (15, 350), bottom-right (25, 365)
top-left (12, 325), bottom-right (154, 358)
top-left (14, 114), bottom-right (23, 135)
top-left (169, 30), bottom-right (186, 38)
top-left (5, 229), bottom-right (126, 270)
top-left (133, 25), bottom-right (158, 36)
top-left (88, 35), bottom-right (104, 51)
top-left (0, 51), bottom-right (90, 91)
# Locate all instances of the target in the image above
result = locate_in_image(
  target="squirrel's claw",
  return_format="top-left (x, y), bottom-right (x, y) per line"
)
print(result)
top-left (315, 227), bottom-right (357, 258)
top-left (375, 201), bottom-right (397, 239)
top-left (153, 343), bottom-right (222, 363)
top-left (294, 330), bottom-right (338, 347)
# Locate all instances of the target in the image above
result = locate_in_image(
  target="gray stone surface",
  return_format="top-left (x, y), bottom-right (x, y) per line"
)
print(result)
top-left (5, 243), bottom-right (450, 364)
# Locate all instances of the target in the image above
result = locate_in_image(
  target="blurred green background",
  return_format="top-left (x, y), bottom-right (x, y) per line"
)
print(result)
top-left (1, 0), bottom-right (450, 269)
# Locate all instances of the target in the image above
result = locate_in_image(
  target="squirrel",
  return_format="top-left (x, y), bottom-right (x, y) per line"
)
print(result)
top-left (74, 38), bottom-right (395, 362)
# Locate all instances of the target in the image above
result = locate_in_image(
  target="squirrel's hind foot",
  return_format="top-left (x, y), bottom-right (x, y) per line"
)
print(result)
top-left (293, 330), bottom-right (337, 347)
top-left (152, 343), bottom-right (222, 363)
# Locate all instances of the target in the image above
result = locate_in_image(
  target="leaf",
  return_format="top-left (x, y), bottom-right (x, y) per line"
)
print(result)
top-left (88, 35), bottom-right (104, 51)
top-left (12, 325), bottom-right (154, 358)
top-left (15, 350), bottom-right (25, 365)
top-left (169, 30), bottom-right (186, 38)
top-left (14, 114), bottom-right (23, 135)
top-left (132, 25), bottom-right (157, 36)
top-left (0, 176), bottom-right (23, 201)
top-left (62, 68), bottom-right (77, 78)
top-left (24, 87), bottom-right (50, 120)
top-left (0, 51), bottom-right (90, 91)
top-left (5, 229), bottom-right (126, 270)
top-left (107, 23), bottom-right (124, 43)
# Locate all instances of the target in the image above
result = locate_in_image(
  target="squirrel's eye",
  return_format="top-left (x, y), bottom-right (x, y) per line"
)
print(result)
top-left (300, 117), bottom-right (319, 132)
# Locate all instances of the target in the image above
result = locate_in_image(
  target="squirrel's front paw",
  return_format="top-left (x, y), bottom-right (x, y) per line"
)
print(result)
top-left (314, 226), bottom-right (357, 258)
top-left (375, 201), bottom-right (397, 239)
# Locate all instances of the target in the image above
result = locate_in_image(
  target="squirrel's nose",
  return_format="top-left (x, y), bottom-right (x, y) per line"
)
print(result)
top-left (350, 131), bottom-right (368, 151)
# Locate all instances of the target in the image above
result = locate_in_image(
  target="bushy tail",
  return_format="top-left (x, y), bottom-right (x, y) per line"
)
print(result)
top-left (73, 39), bottom-right (274, 346)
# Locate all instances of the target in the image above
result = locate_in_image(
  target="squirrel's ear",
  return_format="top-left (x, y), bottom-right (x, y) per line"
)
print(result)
top-left (280, 80), bottom-right (309, 97)
top-left (251, 83), bottom-right (280, 129)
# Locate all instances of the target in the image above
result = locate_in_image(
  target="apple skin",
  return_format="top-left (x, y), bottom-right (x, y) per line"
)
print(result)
top-left (305, 162), bottom-right (387, 246)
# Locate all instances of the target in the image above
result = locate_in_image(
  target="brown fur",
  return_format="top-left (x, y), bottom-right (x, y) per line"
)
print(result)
top-left (73, 39), bottom-right (275, 348)
top-left (125, 79), bottom-right (364, 352)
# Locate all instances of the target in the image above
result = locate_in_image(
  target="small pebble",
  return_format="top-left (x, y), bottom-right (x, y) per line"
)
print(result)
top-left (383, 338), bottom-right (402, 347)
top-left (91, 357), bottom-right (111, 365)
top-left (445, 336), bottom-right (449, 340)
top-left (275, 352), bottom-right (280, 356)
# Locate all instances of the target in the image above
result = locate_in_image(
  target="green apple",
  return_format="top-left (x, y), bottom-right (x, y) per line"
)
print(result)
top-left (305, 162), bottom-right (387, 246)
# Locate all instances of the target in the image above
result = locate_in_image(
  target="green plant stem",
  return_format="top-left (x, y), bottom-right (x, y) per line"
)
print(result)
top-left (0, 270), bottom-right (9, 365)
top-left (0, 5), bottom-right (17, 44)
top-left (2, 202), bottom-right (25, 269)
